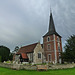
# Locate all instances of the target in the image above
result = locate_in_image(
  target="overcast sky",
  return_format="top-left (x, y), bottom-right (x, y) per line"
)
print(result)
top-left (0, 0), bottom-right (75, 51)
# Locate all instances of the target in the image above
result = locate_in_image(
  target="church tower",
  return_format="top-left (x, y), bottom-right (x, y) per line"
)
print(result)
top-left (43, 12), bottom-right (62, 64)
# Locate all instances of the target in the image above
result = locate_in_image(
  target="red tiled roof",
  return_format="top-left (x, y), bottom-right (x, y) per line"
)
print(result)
top-left (17, 43), bottom-right (38, 54)
top-left (21, 53), bottom-right (28, 59)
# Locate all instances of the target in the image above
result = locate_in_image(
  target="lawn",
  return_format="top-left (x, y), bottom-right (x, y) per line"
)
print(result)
top-left (0, 67), bottom-right (75, 75)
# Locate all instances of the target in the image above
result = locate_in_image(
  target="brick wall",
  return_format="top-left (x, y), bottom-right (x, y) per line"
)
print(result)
top-left (43, 34), bottom-right (62, 63)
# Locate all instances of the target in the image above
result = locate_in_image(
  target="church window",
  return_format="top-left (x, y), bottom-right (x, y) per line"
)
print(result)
top-left (38, 53), bottom-right (41, 59)
top-left (47, 36), bottom-right (50, 42)
top-left (58, 43), bottom-right (60, 52)
top-left (57, 36), bottom-right (59, 41)
top-left (58, 46), bottom-right (60, 52)
top-left (47, 44), bottom-right (50, 50)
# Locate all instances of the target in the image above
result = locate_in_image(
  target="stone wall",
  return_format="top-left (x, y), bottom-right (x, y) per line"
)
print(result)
top-left (0, 63), bottom-right (75, 70)
top-left (49, 64), bottom-right (75, 69)
top-left (34, 43), bottom-right (44, 64)
top-left (27, 53), bottom-right (33, 62)
top-left (0, 63), bottom-right (37, 70)
top-left (0, 63), bottom-right (13, 68)
top-left (23, 65), bottom-right (37, 70)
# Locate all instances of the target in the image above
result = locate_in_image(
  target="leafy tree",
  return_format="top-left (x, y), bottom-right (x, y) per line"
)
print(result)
top-left (0, 56), bottom-right (1, 62)
top-left (9, 53), bottom-right (13, 61)
top-left (62, 35), bottom-right (75, 63)
top-left (13, 46), bottom-right (19, 53)
top-left (0, 46), bottom-right (10, 62)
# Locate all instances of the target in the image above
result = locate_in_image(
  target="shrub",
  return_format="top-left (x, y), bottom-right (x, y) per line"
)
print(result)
top-left (0, 56), bottom-right (1, 62)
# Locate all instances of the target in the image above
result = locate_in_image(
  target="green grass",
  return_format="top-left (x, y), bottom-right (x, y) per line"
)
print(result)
top-left (0, 67), bottom-right (75, 75)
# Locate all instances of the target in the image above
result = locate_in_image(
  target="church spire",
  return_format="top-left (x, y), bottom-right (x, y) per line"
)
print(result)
top-left (43, 10), bottom-right (61, 37)
top-left (49, 12), bottom-right (56, 33)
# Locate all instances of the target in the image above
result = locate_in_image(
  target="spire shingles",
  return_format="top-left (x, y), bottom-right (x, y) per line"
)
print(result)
top-left (43, 12), bottom-right (61, 37)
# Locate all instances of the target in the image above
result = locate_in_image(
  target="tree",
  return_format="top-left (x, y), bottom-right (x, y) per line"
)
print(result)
top-left (0, 46), bottom-right (10, 62)
top-left (13, 46), bottom-right (19, 53)
top-left (9, 53), bottom-right (13, 61)
top-left (62, 35), bottom-right (75, 63)
top-left (0, 56), bottom-right (1, 62)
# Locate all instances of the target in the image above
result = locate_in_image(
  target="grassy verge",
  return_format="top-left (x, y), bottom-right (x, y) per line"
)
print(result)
top-left (0, 67), bottom-right (75, 75)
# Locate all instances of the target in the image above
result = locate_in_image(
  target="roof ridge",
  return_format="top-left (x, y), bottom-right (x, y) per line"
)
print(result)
top-left (21, 42), bottom-right (38, 48)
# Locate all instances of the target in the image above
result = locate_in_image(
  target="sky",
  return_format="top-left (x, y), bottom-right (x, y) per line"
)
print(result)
top-left (0, 0), bottom-right (75, 51)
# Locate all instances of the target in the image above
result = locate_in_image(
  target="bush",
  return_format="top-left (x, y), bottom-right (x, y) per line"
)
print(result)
top-left (0, 56), bottom-right (1, 62)
top-left (0, 46), bottom-right (10, 62)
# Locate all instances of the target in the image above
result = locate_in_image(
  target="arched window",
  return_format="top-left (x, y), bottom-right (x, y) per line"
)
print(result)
top-left (47, 44), bottom-right (50, 50)
top-left (58, 43), bottom-right (60, 52)
top-left (47, 36), bottom-right (50, 42)
top-left (38, 53), bottom-right (41, 59)
top-left (57, 36), bottom-right (59, 41)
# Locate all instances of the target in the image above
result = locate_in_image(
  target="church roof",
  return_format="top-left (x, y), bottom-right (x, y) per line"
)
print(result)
top-left (49, 13), bottom-right (56, 33)
top-left (43, 12), bottom-right (61, 37)
top-left (16, 53), bottom-right (28, 59)
top-left (17, 43), bottom-right (38, 54)
top-left (21, 53), bottom-right (28, 59)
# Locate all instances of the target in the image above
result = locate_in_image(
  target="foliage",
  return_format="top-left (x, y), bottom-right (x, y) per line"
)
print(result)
top-left (9, 53), bottom-right (13, 61)
top-left (62, 35), bottom-right (75, 63)
top-left (0, 46), bottom-right (10, 62)
top-left (0, 67), bottom-right (75, 75)
top-left (13, 46), bottom-right (19, 53)
top-left (0, 56), bottom-right (1, 62)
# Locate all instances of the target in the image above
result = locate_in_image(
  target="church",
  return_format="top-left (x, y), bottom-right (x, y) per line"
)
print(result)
top-left (14, 12), bottom-right (62, 64)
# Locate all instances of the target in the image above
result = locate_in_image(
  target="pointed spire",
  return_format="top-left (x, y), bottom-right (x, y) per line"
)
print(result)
top-left (43, 9), bottom-right (61, 37)
top-left (49, 11), bottom-right (56, 33)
